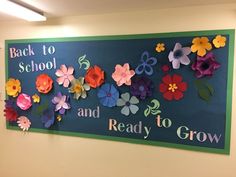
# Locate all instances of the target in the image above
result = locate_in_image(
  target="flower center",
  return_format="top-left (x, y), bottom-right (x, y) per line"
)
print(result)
top-left (43, 81), bottom-right (47, 86)
top-left (106, 92), bottom-right (112, 97)
top-left (200, 61), bottom-right (210, 70)
top-left (74, 84), bottom-right (82, 93)
top-left (168, 83), bottom-right (178, 92)
top-left (125, 102), bottom-right (130, 106)
top-left (121, 72), bottom-right (127, 77)
top-left (139, 85), bottom-right (145, 92)
top-left (173, 49), bottom-right (183, 59)
top-left (59, 99), bottom-right (65, 105)
top-left (92, 73), bottom-right (99, 80)
top-left (12, 86), bottom-right (16, 90)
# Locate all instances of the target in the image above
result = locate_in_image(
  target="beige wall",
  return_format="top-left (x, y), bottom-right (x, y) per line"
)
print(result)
top-left (0, 3), bottom-right (236, 177)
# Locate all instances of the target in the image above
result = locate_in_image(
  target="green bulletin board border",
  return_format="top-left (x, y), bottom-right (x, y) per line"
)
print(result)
top-left (5, 29), bottom-right (235, 154)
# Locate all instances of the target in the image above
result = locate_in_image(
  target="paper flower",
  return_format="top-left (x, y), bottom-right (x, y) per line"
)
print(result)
top-left (97, 83), bottom-right (119, 107)
top-left (112, 63), bottom-right (135, 86)
top-left (32, 94), bottom-right (40, 103)
top-left (135, 51), bottom-right (157, 75)
top-left (69, 77), bottom-right (90, 100)
top-left (4, 107), bottom-right (18, 122)
top-left (16, 93), bottom-right (32, 110)
top-left (191, 52), bottom-right (220, 78)
top-left (168, 43), bottom-right (191, 69)
top-left (41, 108), bottom-right (55, 128)
top-left (5, 99), bottom-right (14, 107)
top-left (4, 100), bottom-right (18, 122)
top-left (52, 92), bottom-right (71, 114)
top-left (161, 65), bottom-right (170, 73)
top-left (155, 43), bottom-right (165, 53)
top-left (55, 64), bottom-right (74, 88)
top-left (57, 115), bottom-right (62, 122)
top-left (130, 77), bottom-right (154, 100)
top-left (213, 35), bottom-right (226, 48)
top-left (159, 74), bottom-right (187, 101)
top-left (36, 74), bottom-right (53, 94)
top-left (116, 92), bottom-right (139, 116)
top-left (17, 116), bottom-right (31, 131)
top-left (191, 37), bottom-right (212, 57)
top-left (5, 78), bottom-right (21, 97)
top-left (85, 65), bottom-right (105, 88)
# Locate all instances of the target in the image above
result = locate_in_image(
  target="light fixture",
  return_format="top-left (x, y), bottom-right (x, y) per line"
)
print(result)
top-left (0, 0), bottom-right (46, 21)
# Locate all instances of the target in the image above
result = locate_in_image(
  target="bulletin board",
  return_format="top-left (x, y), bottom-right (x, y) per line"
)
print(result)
top-left (5, 29), bottom-right (234, 154)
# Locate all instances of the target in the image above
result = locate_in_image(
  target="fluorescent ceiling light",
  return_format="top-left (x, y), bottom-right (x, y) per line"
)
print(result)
top-left (0, 0), bottom-right (46, 21)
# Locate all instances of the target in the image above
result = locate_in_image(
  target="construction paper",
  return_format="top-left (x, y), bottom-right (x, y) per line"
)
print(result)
top-left (5, 29), bottom-right (234, 154)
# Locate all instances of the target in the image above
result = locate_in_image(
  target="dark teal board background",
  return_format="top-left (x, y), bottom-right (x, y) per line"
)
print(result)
top-left (5, 29), bottom-right (234, 154)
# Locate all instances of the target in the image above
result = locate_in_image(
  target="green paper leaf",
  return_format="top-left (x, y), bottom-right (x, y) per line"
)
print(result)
top-left (195, 79), bottom-right (214, 102)
top-left (151, 109), bottom-right (161, 115)
top-left (206, 83), bottom-right (214, 95)
top-left (144, 107), bottom-right (151, 117)
top-left (144, 99), bottom-right (162, 117)
top-left (33, 102), bottom-right (49, 116)
top-left (198, 88), bottom-right (210, 102)
top-left (78, 54), bottom-right (90, 70)
top-left (150, 99), bottom-right (160, 109)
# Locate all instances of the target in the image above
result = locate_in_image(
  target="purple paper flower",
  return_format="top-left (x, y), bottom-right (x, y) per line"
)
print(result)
top-left (191, 52), bottom-right (220, 78)
top-left (97, 83), bottom-right (119, 107)
top-left (5, 99), bottom-right (14, 108)
top-left (130, 77), bottom-right (154, 100)
top-left (168, 43), bottom-right (191, 69)
top-left (41, 108), bottom-right (55, 128)
top-left (52, 92), bottom-right (71, 114)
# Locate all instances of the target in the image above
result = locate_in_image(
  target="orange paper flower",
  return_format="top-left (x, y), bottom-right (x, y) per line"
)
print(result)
top-left (35, 74), bottom-right (53, 94)
top-left (191, 37), bottom-right (212, 57)
top-left (155, 43), bottom-right (165, 53)
top-left (85, 65), bottom-right (105, 88)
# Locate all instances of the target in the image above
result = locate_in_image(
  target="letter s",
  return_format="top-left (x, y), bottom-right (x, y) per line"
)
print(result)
top-left (18, 62), bottom-right (24, 73)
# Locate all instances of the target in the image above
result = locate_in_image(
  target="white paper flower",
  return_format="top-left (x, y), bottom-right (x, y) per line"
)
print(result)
top-left (116, 92), bottom-right (139, 116)
top-left (17, 116), bottom-right (31, 131)
top-left (168, 43), bottom-right (191, 69)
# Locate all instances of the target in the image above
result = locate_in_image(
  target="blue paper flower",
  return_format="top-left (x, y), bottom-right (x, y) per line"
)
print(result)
top-left (5, 99), bottom-right (14, 108)
top-left (41, 108), bottom-right (55, 128)
top-left (97, 83), bottom-right (119, 107)
top-left (135, 51), bottom-right (157, 75)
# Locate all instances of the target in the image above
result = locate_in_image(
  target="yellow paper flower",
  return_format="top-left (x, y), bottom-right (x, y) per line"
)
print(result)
top-left (57, 115), bottom-right (62, 122)
top-left (213, 35), bottom-right (226, 48)
top-left (69, 77), bottom-right (90, 100)
top-left (155, 43), bottom-right (165, 53)
top-left (5, 78), bottom-right (21, 97)
top-left (191, 37), bottom-right (212, 57)
top-left (32, 94), bottom-right (40, 103)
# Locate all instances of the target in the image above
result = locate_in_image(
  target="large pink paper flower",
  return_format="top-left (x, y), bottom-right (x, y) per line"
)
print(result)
top-left (55, 64), bottom-right (74, 88)
top-left (16, 93), bottom-right (32, 110)
top-left (17, 116), bottom-right (31, 131)
top-left (112, 63), bottom-right (135, 86)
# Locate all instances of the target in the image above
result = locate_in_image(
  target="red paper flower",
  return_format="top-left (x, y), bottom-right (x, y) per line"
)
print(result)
top-left (161, 65), bottom-right (170, 73)
top-left (85, 65), bottom-right (105, 88)
top-left (4, 107), bottom-right (18, 122)
top-left (159, 74), bottom-right (187, 101)
top-left (36, 74), bottom-right (53, 94)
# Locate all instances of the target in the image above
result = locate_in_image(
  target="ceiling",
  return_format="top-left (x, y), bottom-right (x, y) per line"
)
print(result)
top-left (1, 0), bottom-right (236, 21)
